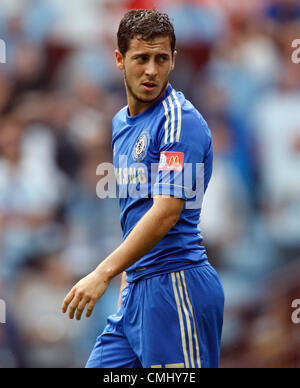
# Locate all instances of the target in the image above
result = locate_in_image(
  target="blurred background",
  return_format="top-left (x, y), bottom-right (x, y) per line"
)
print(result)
top-left (0, 0), bottom-right (300, 368)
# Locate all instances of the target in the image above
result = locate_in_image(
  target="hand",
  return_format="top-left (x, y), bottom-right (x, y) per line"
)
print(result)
top-left (62, 269), bottom-right (111, 320)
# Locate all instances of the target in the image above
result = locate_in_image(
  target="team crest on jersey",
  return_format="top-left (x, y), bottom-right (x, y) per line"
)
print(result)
top-left (132, 131), bottom-right (150, 162)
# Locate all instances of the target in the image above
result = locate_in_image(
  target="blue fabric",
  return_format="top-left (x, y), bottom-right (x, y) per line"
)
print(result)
top-left (112, 84), bottom-right (213, 282)
top-left (86, 264), bottom-right (224, 368)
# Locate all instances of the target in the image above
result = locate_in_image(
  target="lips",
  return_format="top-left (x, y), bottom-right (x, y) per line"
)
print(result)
top-left (141, 81), bottom-right (157, 91)
top-left (142, 81), bottom-right (156, 87)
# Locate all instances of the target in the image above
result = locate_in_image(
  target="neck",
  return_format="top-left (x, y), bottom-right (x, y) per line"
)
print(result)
top-left (126, 83), bottom-right (169, 117)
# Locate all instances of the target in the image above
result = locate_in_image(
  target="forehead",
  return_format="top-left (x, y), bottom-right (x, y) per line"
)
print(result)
top-left (127, 35), bottom-right (172, 55)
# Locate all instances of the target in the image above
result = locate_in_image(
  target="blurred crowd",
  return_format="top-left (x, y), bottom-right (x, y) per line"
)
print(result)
top-left (0, 0), bottom-right (300, 368)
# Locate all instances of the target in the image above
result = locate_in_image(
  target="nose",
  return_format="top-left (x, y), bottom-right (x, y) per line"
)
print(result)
top-left (144, 59), bottom-right (158, 78)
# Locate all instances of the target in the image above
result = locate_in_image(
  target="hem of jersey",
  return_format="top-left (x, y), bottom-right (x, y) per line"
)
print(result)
top-left (125, 260), bottom-right (210, 283)
top-left (153, 183), bottom-right (194, 200)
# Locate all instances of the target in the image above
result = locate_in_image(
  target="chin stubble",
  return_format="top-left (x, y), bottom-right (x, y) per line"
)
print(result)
top-left (124, 72), bottom-right (169, 104)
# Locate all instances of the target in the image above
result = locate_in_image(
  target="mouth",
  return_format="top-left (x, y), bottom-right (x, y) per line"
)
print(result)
top-left (141, 81), bottom-right (157, 92)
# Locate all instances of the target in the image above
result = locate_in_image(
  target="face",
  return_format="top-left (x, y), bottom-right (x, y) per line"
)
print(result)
top-left (116, 35), bottom-right (176, 114)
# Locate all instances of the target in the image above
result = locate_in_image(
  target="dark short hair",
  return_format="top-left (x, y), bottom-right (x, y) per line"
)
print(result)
top-left (117, 9), bottom-right (176, 56)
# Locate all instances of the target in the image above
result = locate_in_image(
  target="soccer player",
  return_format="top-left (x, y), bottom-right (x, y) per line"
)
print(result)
top-left (62, 9), bottom-right (224, 368)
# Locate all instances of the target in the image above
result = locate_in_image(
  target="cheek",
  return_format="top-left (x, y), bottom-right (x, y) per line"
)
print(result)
top-left (126, 64), bottom-right (144, 80)
top-left (134, 65), bottom-right (145, 77)
top-left (161, 64), bottom-right (172, 77)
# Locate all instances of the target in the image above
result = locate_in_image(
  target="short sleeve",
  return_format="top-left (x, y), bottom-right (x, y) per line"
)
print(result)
top-left (153, 100), bottom-right (213, 207)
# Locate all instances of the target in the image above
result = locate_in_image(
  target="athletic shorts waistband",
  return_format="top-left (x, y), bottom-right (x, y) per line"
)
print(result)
top-left (125, 260), bottom-right (210, 283)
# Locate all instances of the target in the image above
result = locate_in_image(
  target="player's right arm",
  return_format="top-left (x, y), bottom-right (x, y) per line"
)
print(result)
top-left (62, 195), bottom-right (184, 320)
top-left (117, 271), bottom-right (128, 310)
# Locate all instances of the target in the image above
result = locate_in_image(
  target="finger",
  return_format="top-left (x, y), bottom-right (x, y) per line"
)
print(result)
top-left (76, 297), bottom-right (90, 321)
top-left (86, 299), bottom-right (96, 318)
top-left (68, 293), bottom-right (83, 319)
top-left (62, 289), bottom-right (76, 313)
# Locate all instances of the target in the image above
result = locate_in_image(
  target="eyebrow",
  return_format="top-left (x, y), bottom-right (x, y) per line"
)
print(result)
top-left (131, 52), bottom-right (170, 58)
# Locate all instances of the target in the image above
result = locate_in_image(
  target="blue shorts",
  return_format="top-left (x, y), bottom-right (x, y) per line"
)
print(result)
top-left (86, 264), bottom-right (224, 368)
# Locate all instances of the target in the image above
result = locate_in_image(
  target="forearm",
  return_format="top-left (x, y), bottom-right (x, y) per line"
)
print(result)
top-left (62, 197), bottom-right (184, 320)
top-left (95, 198), bottom-right (183, 281)
top-left (117, 271), bottom-right (128, 310)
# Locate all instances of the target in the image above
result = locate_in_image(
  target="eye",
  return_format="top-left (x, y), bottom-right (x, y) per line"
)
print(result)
top-left (136, 55), bottom-right (148, 62)
top-left (157, 55), bottom-right (168, 63)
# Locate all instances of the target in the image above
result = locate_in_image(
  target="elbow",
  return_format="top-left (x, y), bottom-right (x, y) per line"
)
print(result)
top-left (158, 209), bottom-right (181, 231)
top-left (152, 196), bottom-right (185, 231)
top-left (166, 213), bottom-right (180, 228)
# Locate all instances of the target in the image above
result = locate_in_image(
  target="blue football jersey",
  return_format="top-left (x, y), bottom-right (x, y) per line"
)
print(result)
top-left (112, 84), bottom-right (213, 282)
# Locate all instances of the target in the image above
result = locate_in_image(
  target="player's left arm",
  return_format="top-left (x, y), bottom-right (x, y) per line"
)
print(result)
top-left (62, 195), bottom-right (184, 320)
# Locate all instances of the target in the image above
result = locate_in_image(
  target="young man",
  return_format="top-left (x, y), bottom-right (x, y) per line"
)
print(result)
top-left (62, 9), bottom-right (224, 368)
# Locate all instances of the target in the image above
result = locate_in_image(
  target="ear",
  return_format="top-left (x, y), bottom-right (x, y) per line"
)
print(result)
top-left (171, 50), bottom-right (177, 71)
top-left (115, 49), bottom-right (125, 70)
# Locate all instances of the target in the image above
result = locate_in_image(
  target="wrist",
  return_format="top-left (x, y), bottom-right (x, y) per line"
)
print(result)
top-left (95, 259), bottom-right (117, 282)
